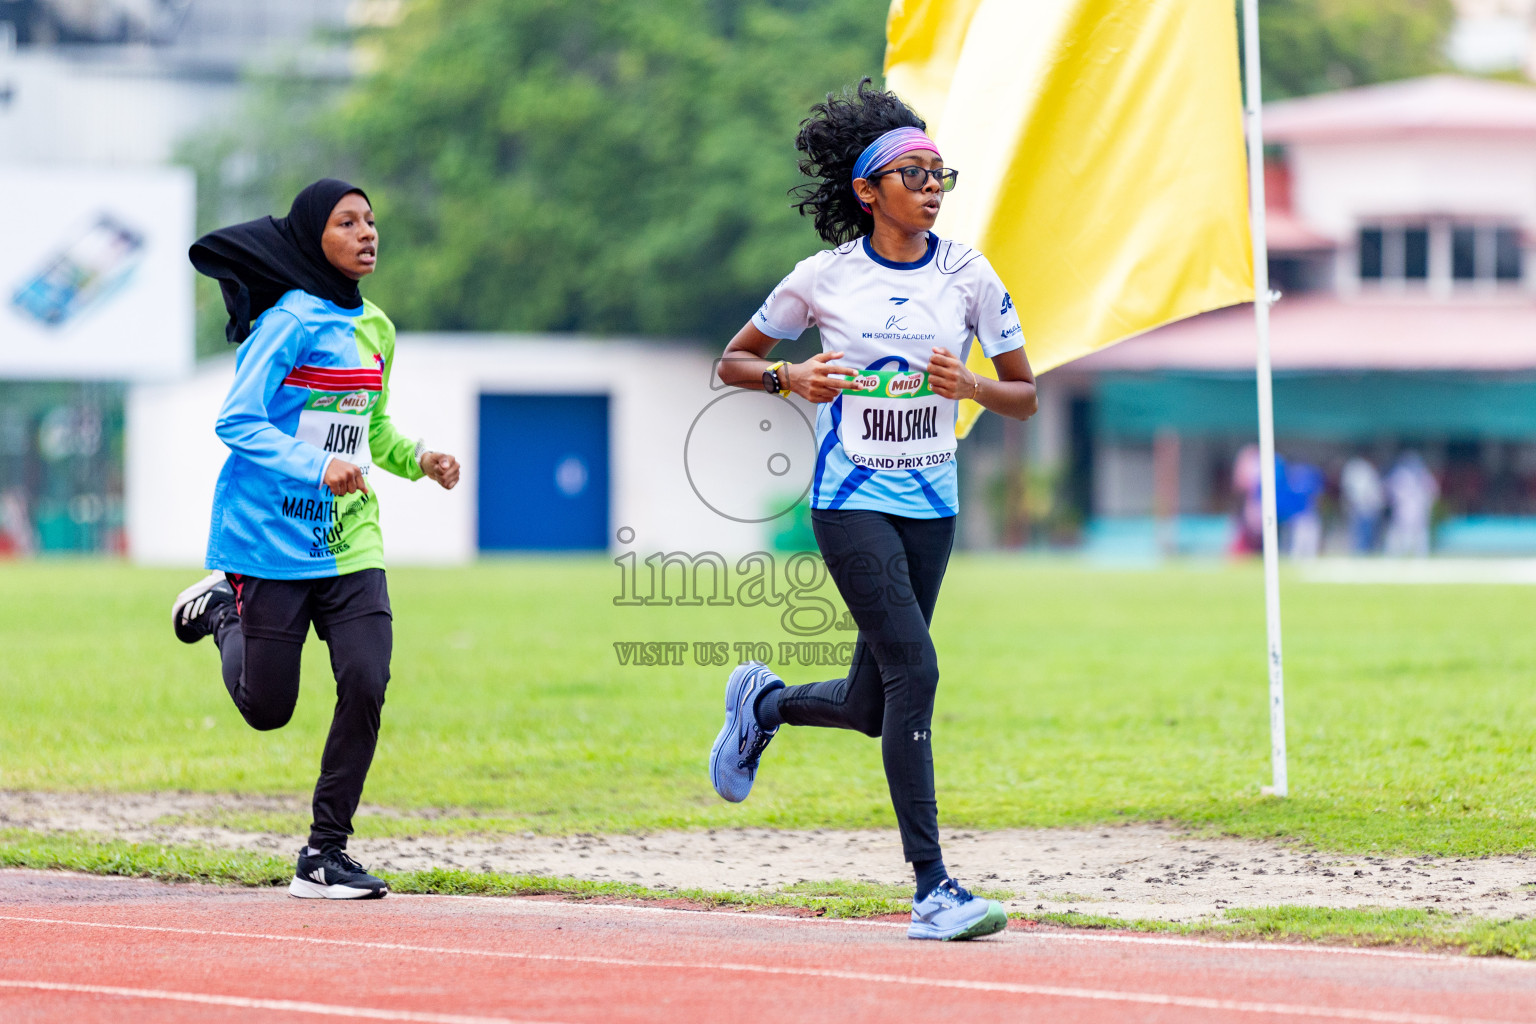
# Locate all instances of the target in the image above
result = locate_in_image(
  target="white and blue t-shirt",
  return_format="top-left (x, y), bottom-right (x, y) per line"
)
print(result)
top-left (753, 233), bottom-right (1024, 518)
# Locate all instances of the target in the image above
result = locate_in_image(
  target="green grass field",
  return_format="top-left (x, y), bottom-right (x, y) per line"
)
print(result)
top-left (5, 558), bottom-right (1536, 857)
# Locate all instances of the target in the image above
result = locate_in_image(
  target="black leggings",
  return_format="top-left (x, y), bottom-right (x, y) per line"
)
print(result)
top-left (214, 572), bottom-right (391, 850)
top-left (778, 508), bottom-right (955, 863)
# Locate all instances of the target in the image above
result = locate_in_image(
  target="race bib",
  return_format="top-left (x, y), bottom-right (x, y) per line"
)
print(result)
top-left (295, 388), bottom-right (377, 477)
top-left (837, 370), bottom-right (957, 471)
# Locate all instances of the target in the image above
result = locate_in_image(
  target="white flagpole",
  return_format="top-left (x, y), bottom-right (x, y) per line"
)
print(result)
top-left (1241, 0), bottom-right (1288, 797)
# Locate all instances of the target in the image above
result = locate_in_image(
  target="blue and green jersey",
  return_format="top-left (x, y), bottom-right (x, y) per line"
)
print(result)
top-left (206, 289), bottom-right (424, 580)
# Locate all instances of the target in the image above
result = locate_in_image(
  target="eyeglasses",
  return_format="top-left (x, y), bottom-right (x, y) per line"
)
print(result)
top-left (864, 166), bottom-right (959, 192)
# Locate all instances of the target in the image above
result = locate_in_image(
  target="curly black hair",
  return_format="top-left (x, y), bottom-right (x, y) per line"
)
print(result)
top-left (790, 78), bottom-right (927, 245)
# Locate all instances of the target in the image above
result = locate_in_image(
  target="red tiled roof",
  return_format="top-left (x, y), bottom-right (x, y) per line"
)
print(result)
top-left (1264, 75), bottom-right (1536, 143)
top-left (1265, 208), bottom-right (1334, 251)
top-left (1068, 294), bottom-right (1536, 372)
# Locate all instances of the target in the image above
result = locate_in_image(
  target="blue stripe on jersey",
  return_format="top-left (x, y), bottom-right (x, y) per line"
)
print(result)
top-left (907, 469), bottom-right (955, 517)
top-left (813, 400), bottom-right (844, 507)
top-left (828, 466), bottom-right (876, 510)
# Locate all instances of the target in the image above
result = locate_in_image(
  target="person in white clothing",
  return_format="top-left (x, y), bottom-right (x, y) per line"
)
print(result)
top-left (704, 79), bottom-right (1037, 941)
top-left (1384, 451), bottom-right (1438, 556)
top-left (1341, 456), bottom-right (1385, 554)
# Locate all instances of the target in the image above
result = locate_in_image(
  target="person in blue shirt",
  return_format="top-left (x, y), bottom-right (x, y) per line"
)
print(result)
top-left (172, 179), bottom-right (459, 900)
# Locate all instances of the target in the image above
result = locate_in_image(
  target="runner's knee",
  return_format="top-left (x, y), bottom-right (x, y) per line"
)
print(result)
top-left (238, 636), bottom-right (303, 730)
top-left (885, 660), bottom-right (940, 722)
top-left (242, 697), bottom-right (297, 731)
top-left (909, 662), bottom-right (939, 707)
top-left (853, 707), bottom-right (883, 738)
top-left (339, 662), bottom-right (389, 709)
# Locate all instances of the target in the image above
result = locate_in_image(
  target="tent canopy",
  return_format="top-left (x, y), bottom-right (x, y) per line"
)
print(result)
top-left (1097, 371), bottom-right (1536, 440)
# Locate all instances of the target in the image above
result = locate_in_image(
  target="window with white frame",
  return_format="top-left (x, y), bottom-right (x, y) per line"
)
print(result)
top-left (1357, 220), bottom-right (1523, 285)
top-left (1357, 224), bottom-right (1429, 281)
top-left (1450, 224), bottom-right (1522, 282)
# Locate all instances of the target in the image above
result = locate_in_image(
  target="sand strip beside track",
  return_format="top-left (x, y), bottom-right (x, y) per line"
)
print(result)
top-left (5, 790), bottom-right (1536, 922)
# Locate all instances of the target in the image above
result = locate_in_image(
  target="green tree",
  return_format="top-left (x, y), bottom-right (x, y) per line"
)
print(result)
top-left (185, 0), bottom-right (1455, 352)
top-left (1251, 0), bottom-right (1455, 101)
top-left (189, 0), bottom-right (888, 347)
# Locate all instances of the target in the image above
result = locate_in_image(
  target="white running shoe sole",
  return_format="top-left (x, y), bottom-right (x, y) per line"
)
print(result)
top-left (172, 570), bottom-right (227, 619)
top-left (908, 900), bottom-right (1008, 940)
top-left (172, 570), bottom-right (229, 642)
top-left (288, 876), bottom-right (387, 900)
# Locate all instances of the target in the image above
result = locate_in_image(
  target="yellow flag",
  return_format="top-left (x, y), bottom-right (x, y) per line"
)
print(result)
top-left (885, 0), bottom-right (1255, 437)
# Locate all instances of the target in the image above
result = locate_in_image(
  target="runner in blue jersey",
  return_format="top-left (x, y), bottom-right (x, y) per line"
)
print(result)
top-left (708, 80), bottom-right (1038, 941)
top-left (171, 179), bottom-right (460, 900)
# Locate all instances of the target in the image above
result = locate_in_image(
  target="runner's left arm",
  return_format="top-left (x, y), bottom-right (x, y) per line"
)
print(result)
top-left (927, 258), bottom-right (1037, 419)
top-left (367, 328), bottom-right (427, 482)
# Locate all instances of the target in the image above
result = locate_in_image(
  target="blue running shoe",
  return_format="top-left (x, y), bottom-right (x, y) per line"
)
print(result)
top-left (908, 879), bottom-right (1008, 940)
top-left (709, 662), bottom-right (784, 803)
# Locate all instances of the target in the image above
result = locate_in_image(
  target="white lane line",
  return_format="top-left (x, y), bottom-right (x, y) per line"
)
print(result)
top-left (0, 915), bottom-right (1520, 1024)
top-left (0, 870), bottom-right (1499, 965)
top-left (390, 894), bottom-right (1506, 965)
top-left (1000, 927), bottom-right (1484, 964)
top-left (390, 893), bottom-right (911, 927)
top-left (0, 979), bottom-right (560, 1024)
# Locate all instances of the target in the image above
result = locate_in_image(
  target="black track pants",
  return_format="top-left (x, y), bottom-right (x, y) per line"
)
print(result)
top-left (777, 508), bottom-right (955, 863)
top-left (213, 570), bottom-right (392, 850)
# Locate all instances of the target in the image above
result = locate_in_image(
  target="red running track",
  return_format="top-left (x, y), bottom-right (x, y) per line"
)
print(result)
top-left (2, 869), bottom-right (1535, 1023)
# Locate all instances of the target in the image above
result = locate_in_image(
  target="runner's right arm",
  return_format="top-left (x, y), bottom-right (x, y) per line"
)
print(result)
top-left (717, 323), bottom-right (859, 403)
top-left (717, 256), bottom-right (857, 402)
top-left (215, 309), bottom-right (335, 489)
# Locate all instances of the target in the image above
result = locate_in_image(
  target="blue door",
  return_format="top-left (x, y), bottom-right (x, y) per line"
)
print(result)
top-left (478, 394), bottom-right (609, 551)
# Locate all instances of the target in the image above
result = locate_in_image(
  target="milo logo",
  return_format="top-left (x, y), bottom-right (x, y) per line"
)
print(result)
top-left (887, 372), bottom-right (924, 397)
top-left (337, 390), bottom-right (374, 414)
top-left (308, 393), bottom-right (337, 410)
top-left (849, 374), bottom-right (881, 392)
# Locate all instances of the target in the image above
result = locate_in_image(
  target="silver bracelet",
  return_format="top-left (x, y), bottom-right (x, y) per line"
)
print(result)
top-left (413, 439), bottom-right (429, 466)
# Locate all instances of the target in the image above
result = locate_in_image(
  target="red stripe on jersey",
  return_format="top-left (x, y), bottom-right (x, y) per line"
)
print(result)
top-left (281, 365), bottom-right (383, 392)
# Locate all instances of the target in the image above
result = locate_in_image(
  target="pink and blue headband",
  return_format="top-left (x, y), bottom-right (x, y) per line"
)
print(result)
top-left (851, 127), bottom-right (942, 212)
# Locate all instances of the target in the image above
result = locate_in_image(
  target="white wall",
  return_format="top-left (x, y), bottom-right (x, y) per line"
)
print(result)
top-left (125, 355), bottom-right (231, 566)
top-left (0, 51), bottom-right (240, 166)
top-left (127, 336), bottom-right (805, 567)
top-left (1289, 136), bottom-right (1536, 239)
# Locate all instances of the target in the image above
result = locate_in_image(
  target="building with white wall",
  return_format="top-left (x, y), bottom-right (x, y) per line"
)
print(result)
top-left (1051, 75), bottom-right (1536, 555)
top-left (0, 0), bottom-right (367, 555)
top-left (1264, 76), bottom-right (1536, 296)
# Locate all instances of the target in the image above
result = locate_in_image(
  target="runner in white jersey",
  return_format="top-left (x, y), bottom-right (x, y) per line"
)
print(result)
top-left (707, 80), bottom-right (1038, 941)
top-left (753, 229), bottom-right (1022, 516)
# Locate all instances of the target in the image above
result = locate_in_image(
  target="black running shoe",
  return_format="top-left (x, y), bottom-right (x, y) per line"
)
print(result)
top-left (289, 846), bottom-right (389, 900)
top-left (172, 571), bottom-right (234, 644)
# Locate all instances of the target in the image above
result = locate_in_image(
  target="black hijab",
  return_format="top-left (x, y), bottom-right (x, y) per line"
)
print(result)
top-left (190, 178), bottom-right (371, 344)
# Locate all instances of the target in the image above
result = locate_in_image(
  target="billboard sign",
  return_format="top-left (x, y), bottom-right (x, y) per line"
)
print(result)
top-left (0, 165), bottom-right (194, 381)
